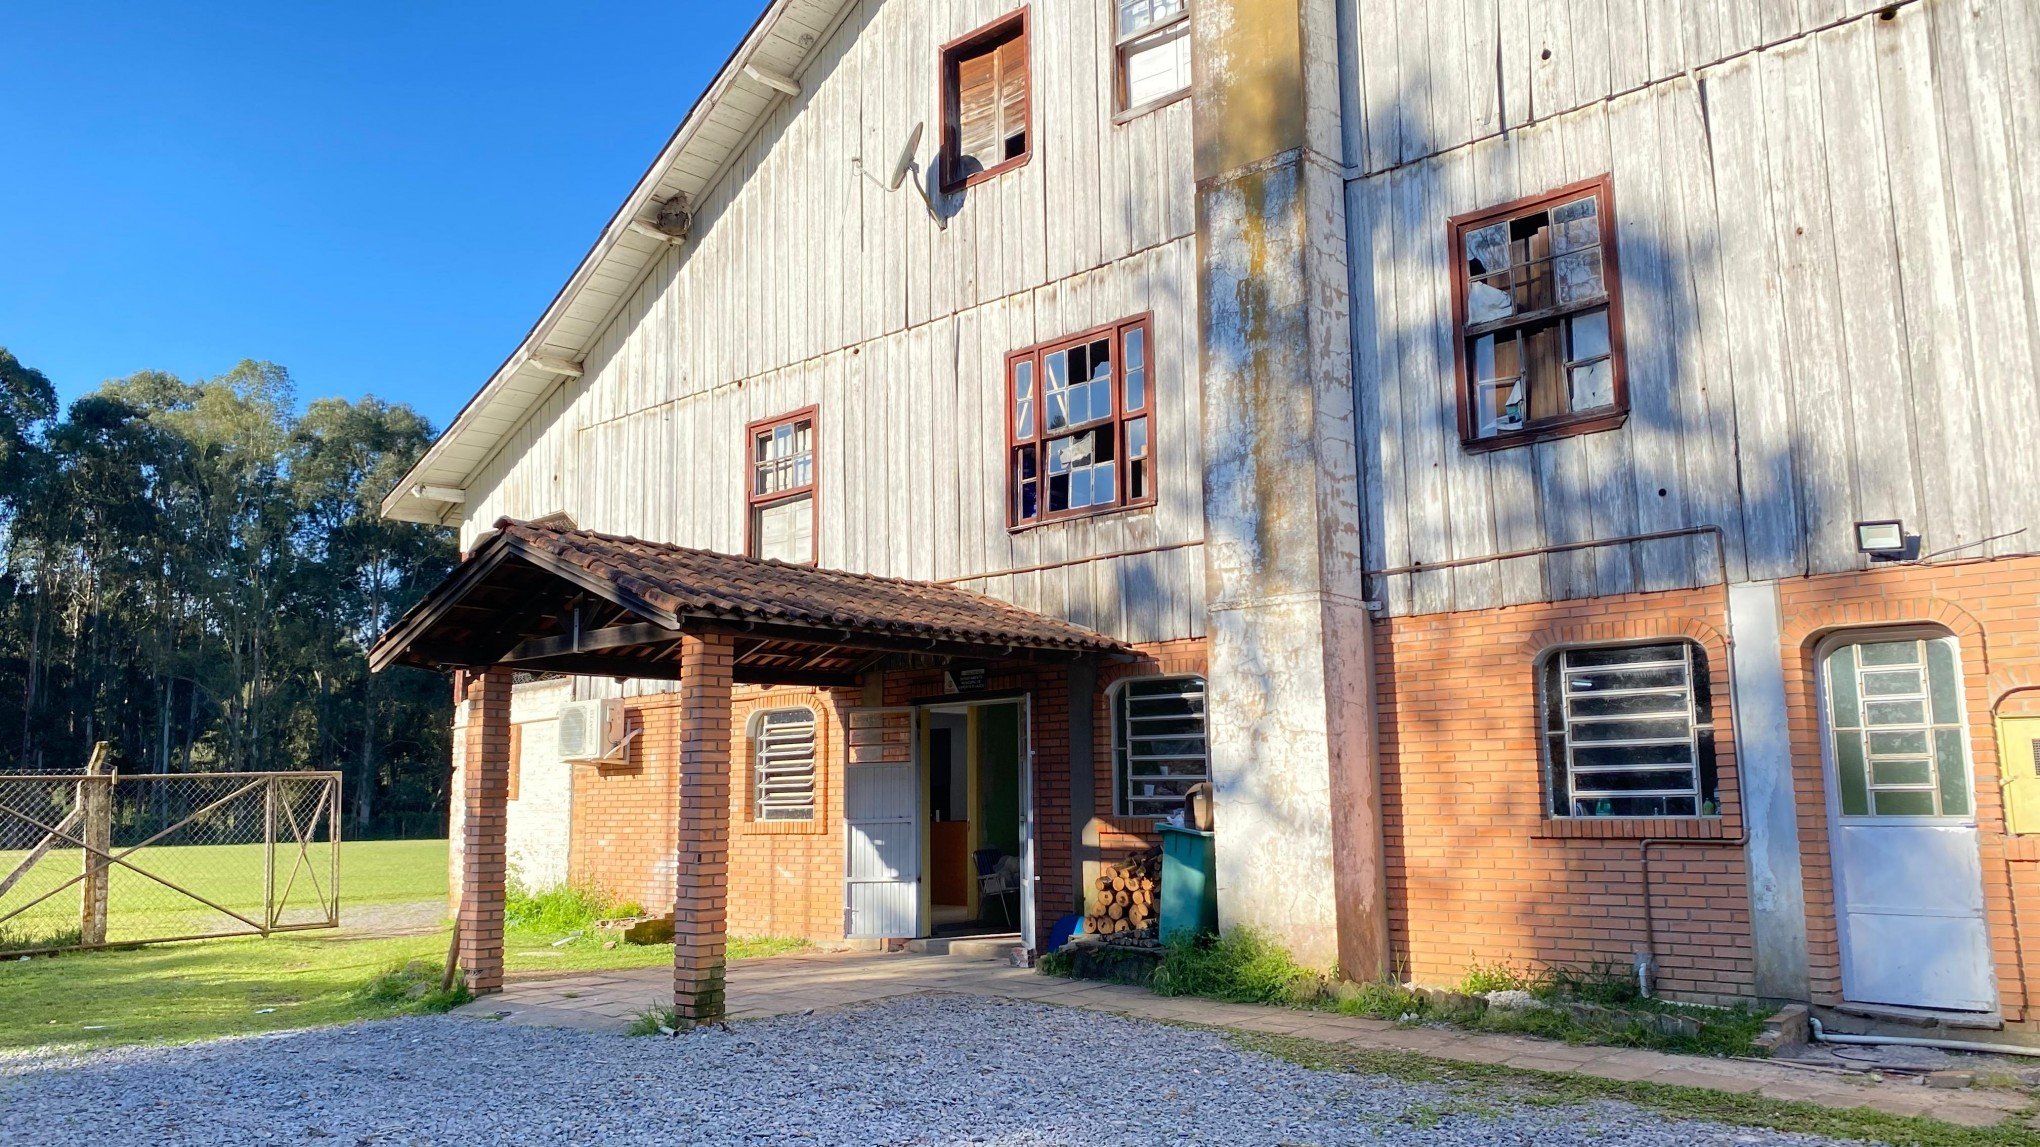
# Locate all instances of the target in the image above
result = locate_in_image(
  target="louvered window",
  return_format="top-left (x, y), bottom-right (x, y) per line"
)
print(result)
top-left (753, 708), bottom-right (818, 822)
top-left (943, 12), bottom-right (1030, 190)
top-left (1114, 676), bottom-right (1209, 818)
top-left (1542, 642), bottom-right (1718, 818)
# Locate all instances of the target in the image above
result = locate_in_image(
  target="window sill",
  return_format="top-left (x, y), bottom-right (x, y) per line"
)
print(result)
top-left (1114, 89), bottom-right (1189, 126)
top-left (942, 150), bottom-right (1030, 195)
top-left (741, 817), bottom-right (827, 837)
top-left (1009, 500), bottom-right (1157, 534)
top-left (1464, 410), bottom-right (1628, 454)
top-left (1533, 816), bottom-right (1726, 840)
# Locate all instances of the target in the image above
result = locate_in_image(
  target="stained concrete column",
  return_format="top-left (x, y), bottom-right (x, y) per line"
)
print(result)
top-left (673, 633), bottom-right (734, 1025)
top-left (457, 667), bottom-right (512, 993)
top-left (1193, 0), bottom-right (1388, 977)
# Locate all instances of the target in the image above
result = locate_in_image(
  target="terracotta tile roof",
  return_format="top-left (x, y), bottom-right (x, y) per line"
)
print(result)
top-left (490, 519), bottom-right (1130, 655)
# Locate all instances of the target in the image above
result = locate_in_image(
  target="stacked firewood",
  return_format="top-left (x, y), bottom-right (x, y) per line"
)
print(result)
top-left (1087, 848), bottom-right (1161, 946)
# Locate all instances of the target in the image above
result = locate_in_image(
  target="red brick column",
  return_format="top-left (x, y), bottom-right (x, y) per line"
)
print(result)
top-left (674, 634), bottom-right (734, 1024)
top-left (458, 667), bottom-right (512, 994)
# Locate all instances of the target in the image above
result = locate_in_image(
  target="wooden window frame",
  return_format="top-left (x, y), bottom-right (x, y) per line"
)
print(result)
top-left (940, 8), bottom-right (1032, 193)
top-left (1112, 0), bottom-right (1192, 123)
top-left (1448, 174), bottom-right (1628, 453)
top-left (744, 406), bottom-right (819, 565)
top-left (1539, 640), bottom-right (1719, 820)
top-left (1005, 314), bottom-right (1158, 531)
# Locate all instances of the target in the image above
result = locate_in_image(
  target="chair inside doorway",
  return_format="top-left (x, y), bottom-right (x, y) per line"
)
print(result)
top-left (927, 701), bottom-right (1024, 937)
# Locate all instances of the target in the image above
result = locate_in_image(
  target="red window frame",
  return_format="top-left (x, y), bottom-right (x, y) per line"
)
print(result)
top-left (1005, 314), bottom-right (1157, 531)
top-left (940, 8), bottom-right (1032, 193)
top-left (1447, 174), bottom-right (1629, 452)
top-left (744, 406), bottom-right (818, 564)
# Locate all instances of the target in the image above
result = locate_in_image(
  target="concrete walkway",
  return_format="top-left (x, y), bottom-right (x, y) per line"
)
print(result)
top-left (454, 950), bottom-right (2035, 1130)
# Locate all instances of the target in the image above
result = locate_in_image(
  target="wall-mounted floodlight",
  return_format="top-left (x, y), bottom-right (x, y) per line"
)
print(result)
top-left (856, 122), bottom-right (948, 230)
top-left (1855, 519), bottom-right (1908, 560)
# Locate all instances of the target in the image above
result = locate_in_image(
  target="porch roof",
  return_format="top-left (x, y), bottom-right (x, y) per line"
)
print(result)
top-left (368, 520), bottom-right (1131, 686)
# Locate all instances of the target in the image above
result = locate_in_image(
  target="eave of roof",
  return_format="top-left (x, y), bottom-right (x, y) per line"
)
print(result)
top-left (381, 0), bottom-right (854, 526)
top-left (369, 520), bottom-right (1133, 680)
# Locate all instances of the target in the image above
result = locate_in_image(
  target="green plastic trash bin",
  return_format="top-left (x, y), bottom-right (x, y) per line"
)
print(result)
top-left (1157, 823), bottom-right (1218, 943)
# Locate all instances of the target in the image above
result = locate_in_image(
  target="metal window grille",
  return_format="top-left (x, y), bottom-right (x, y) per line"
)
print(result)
top-left (1543, 642), bottom-right (1716, 818)
top-left (754, 708), bottom-right (818, 822)
top-left (1114, 676), bottom-right (1208, 818)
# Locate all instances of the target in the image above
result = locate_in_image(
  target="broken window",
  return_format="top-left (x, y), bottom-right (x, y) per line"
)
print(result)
top-left (943, 12), bottom-right (1030, 190)
top-left (753, 707), bottom-right (818, 822)
top-left (747, 409), bottom-right (816, 564)
top-left (1451, 176), bottom-right (1626, 447)
top-left (1117, 0), bottom-right (1191, 115)
top-left (1542, 642), bottom-right (1718, 818)
top-left (1114, 676), bottom-right (1208, 818)
top-left (1008, 316), bottom-right (1155, 528)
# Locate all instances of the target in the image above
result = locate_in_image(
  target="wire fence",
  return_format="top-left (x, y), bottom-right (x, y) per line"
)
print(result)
top-left (0, 770), bottom-right (341, 954)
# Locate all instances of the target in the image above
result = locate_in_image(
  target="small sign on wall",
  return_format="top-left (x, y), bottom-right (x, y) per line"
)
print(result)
top-left (944, 667), bottom-right (988, 693)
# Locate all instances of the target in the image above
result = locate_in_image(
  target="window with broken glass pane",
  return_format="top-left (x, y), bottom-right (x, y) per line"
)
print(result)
top-left (1114, 676), bottom-right (1208, 817)
top-left (1542, 642), bottom-right (1718, 818)
top-left (1453, 177), bottom-right (1625, 446)
top-left (1116, 0), bottom-right (1190, 113)
top-left (748, 410), bottom-right (815, 564)
top-left (753, 707), bottom-right (818, 822)
top-left (1008, 316), bottom-right (1154, 527)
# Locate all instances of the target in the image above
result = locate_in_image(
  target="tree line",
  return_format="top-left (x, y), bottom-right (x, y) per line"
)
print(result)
top-left (0, 347), bottom-right (456, 837)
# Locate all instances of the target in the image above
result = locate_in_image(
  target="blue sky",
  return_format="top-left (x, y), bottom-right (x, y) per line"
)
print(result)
top-left (0, 3), bottom-right (760, 430)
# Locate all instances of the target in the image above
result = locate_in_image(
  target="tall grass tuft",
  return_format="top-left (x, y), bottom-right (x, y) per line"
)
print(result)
top-left (503, 882), bottom-right (616, 934)
top-left (1152, 927), bottom-right (1332, 1007)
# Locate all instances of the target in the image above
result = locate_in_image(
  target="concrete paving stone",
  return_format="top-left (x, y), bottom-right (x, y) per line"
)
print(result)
top-left (1509, 1054), bottom-right (1614, 1074)
top-left (1644, 1069), bottom-right (1767, 1095)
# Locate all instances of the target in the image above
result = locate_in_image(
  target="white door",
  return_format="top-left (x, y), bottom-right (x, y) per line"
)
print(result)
top-left (843, 706), bottom-right (922, 939)
top-left (1016, 695), bottom-right (1037, 951)
top-left (1821, 633), bottom-right (1996, 1013)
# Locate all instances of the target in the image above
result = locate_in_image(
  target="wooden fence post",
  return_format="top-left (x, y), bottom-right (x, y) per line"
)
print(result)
top-left (78, 742), bottom-right (111, 947)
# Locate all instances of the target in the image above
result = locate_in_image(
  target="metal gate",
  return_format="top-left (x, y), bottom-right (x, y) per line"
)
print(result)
top-left (0, 770), bottom-right (341, 955)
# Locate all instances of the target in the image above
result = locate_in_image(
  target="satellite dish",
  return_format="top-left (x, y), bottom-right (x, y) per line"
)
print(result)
top-left (888, 122), bottom-right (925, 191)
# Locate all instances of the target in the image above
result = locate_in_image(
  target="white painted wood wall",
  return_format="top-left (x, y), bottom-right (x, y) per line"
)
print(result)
top-left (1343, 0), bottom-right (2040, 616)
top-left (459, 0), bottom-right (1202, 646)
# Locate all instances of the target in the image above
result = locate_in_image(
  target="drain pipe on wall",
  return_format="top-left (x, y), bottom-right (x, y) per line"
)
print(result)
top-left (1809, 1017), bottom-right (2040, 1059)
top-left (1367, 526), bottom-right (1740, 1000)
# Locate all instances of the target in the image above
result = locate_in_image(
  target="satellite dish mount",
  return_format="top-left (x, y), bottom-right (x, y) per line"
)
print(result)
top-left (857, 122), bottom-right (946, 230)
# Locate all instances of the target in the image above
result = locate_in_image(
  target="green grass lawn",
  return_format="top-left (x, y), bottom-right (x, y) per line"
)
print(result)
top-left (0, 924), bottom-right (810, 1052)
top-left (0, 837), bottom-right (446, 950)
top-left (0, 838), bottom-right (810, 1051)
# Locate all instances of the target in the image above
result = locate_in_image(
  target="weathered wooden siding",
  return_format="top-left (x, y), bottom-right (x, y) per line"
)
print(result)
top-left (459, 0), bottom-right (1203, 645)
top-left (1347, 0), bottom-right (2040, 616)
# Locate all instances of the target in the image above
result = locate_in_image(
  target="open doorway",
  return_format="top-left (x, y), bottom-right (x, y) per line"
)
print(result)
top-left (925, 699), bottom-right (1028, 938)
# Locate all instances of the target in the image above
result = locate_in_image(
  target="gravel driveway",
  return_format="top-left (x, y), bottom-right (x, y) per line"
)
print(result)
top-left (1, 995), bottom-right (1845, 1146)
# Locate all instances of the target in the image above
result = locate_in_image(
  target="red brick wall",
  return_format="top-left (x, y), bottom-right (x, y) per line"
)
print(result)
top-left (568, 685), bottom-right (852, 944)
top-left (1776, 555), bottom-right (2040, 1030)
top-left (1090, 640), bottom-right (1209, 903)
top-left (1372, 587), bottom-right (1753, 1004)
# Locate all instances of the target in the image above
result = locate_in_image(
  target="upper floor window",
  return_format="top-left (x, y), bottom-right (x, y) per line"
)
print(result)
top-left (747, 409), bottom-right (815, 564)
top-left (1542, 641), bottom-right (1717, 818)
top-left (1116, 0), bottom-right (1191, 116)
top-left (1450, 175), bottom-right (1626, 450)
top-left (1114, 675), bottom-right (1208, 817)
top-left (752, 707), bottom-right (818, 822)
top-left (942, 11), bottom-right (1030, 192)
top-left (1006, 316), bottom-right (1156, 529)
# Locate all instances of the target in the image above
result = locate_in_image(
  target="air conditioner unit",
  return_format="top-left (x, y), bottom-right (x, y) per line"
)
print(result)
top-left (558, 698), bottom-right (625, 762)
